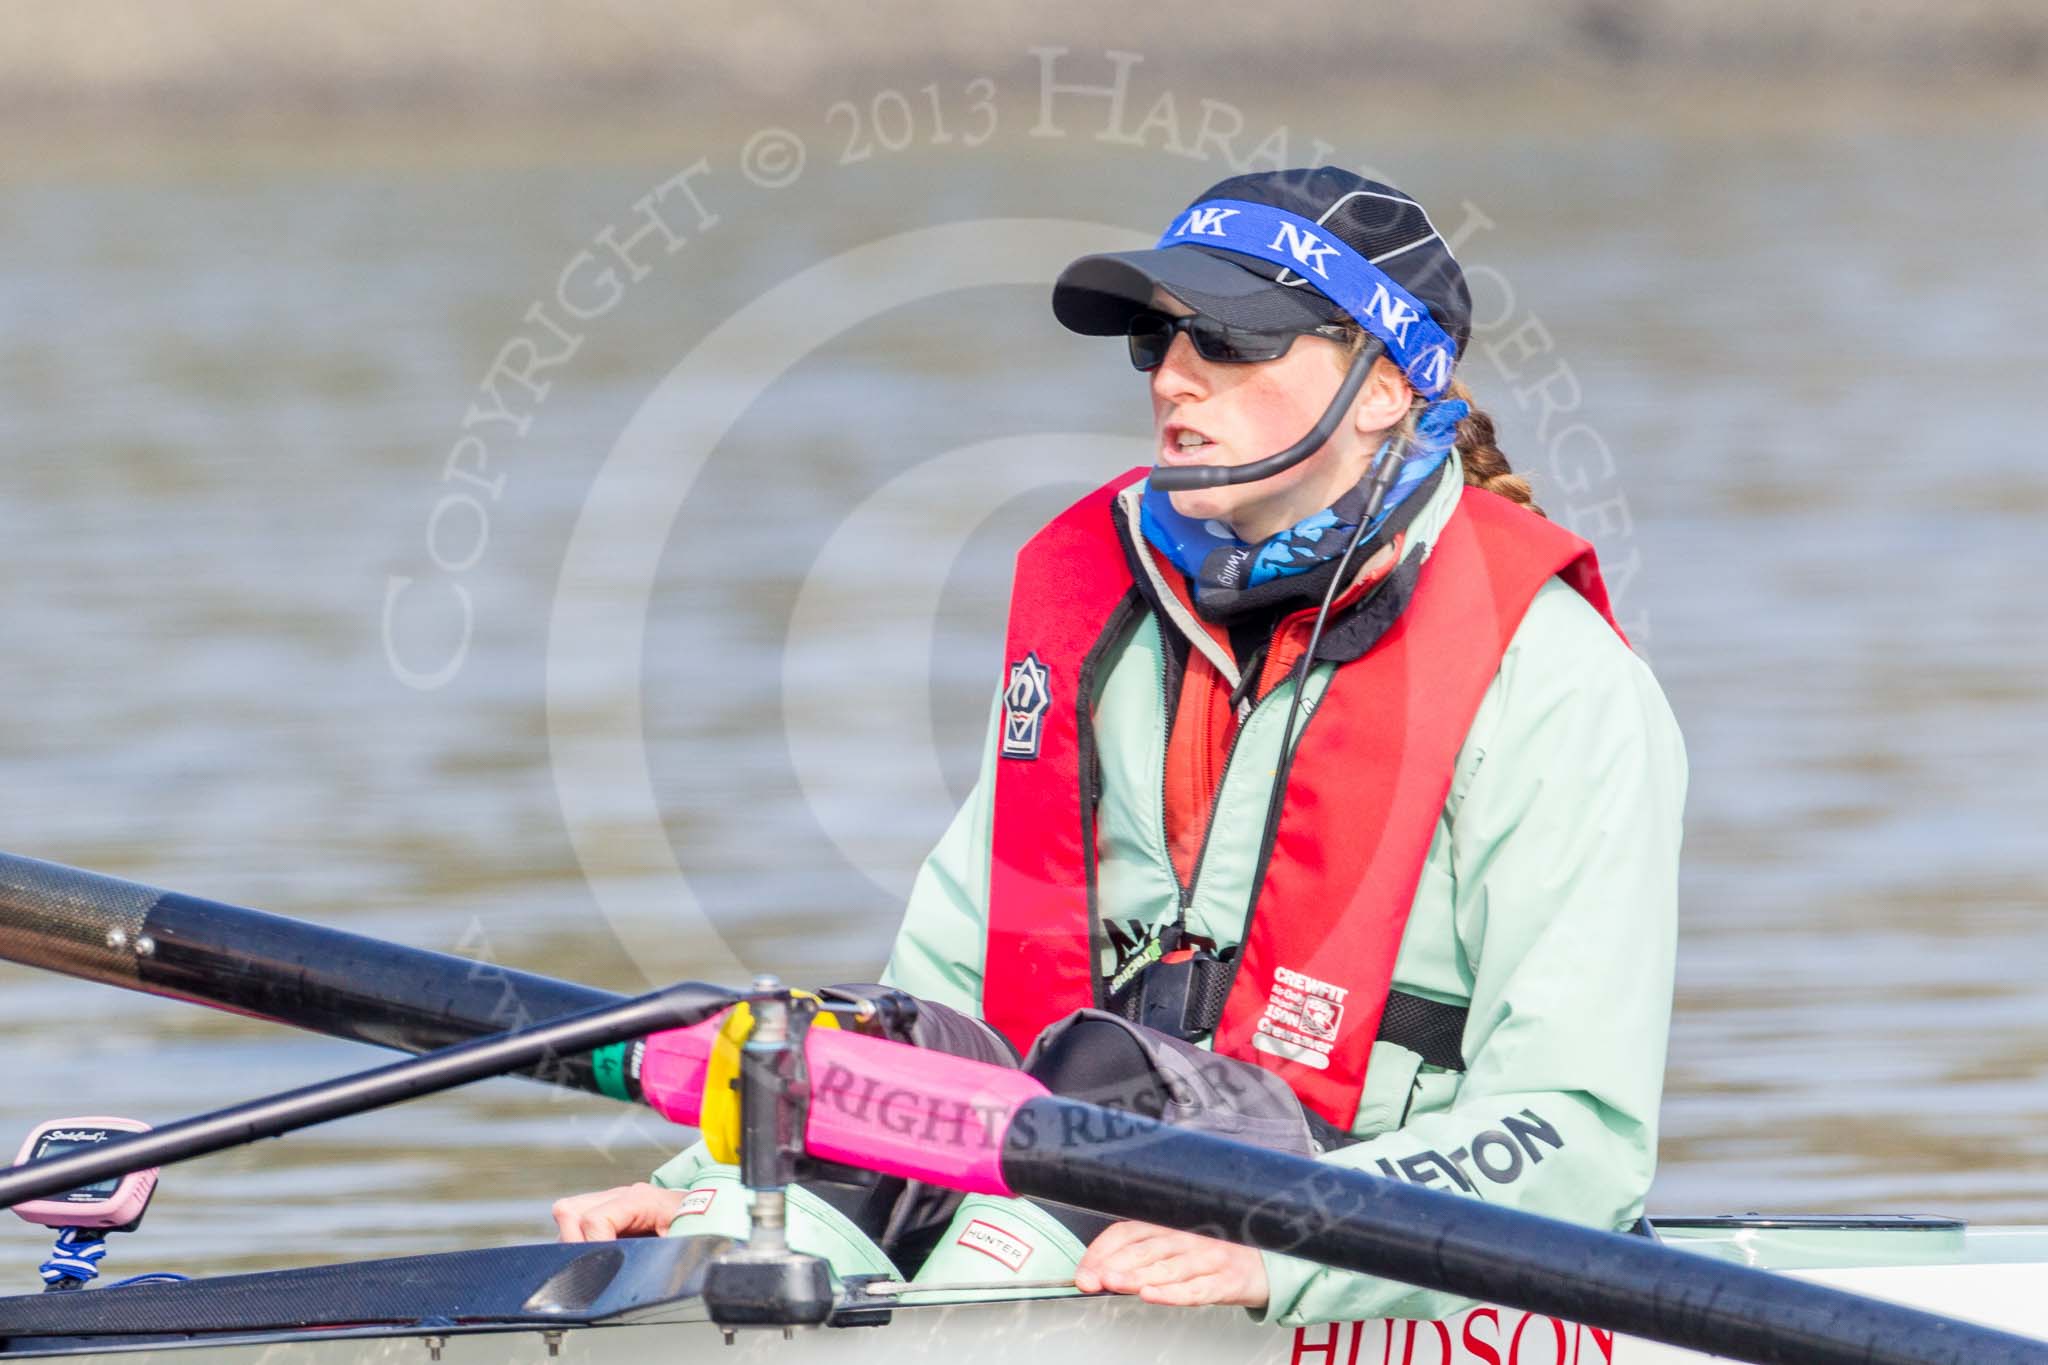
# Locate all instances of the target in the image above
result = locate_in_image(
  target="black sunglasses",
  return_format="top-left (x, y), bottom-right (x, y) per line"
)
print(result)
top-left (1125, 309), bottom-right (1353, 372)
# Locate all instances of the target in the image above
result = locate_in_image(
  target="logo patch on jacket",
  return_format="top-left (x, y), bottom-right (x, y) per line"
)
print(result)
top-left (1250, 965), bottom-right (1350, 1070)
top-left (1001, 652), bottom-right (1052, 759)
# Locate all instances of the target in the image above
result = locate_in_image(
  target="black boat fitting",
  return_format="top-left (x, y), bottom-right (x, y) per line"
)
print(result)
top-left (702, 977), bottom-right (835, 1334)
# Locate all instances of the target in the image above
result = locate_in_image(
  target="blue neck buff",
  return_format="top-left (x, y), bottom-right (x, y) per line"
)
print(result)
top-left (1139, 397), bottom-right (1469, 621)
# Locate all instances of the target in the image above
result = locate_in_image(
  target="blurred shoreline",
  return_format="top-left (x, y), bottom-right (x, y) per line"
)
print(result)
top-left (7, 69), bottom-right (2045, 188)
top-left (4, 1), bottom-right (2047, 129)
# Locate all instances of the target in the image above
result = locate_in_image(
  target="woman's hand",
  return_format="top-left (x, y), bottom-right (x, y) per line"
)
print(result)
top-left (1074, 1220), bottom-right (1270, 1308)
top-left (551, 1183), bottom-right (688, 1242)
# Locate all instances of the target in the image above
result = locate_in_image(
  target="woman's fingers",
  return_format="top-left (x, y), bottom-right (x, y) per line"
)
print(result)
top-left (1139, 1270), bottom-right (1239, 1306)
top-left (1134, 1249), bottom-right (1216, 1286)
top-left (551, 1187), bottom-right (622, 1242)
top-left (1078, 1223), bottom-right (1197, 1292)
top-left (1115, 1249), bottom-right (1200, 1292)
top-left (1075, 1221), bottom-right (1178, 1292)
top-left (1075, 1223), bottom-right (1270, 1308)
top-left (551, 1183), bottom-right (685, 1243)
top-left (1086, 1219), bottom-right (1173, 1256)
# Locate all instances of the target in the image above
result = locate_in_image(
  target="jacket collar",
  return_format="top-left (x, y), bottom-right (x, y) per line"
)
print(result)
top-left (1111, 451), bottom-right (1467, 692)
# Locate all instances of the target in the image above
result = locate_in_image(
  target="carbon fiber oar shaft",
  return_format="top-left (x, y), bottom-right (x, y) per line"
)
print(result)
top-left (1002, 1097), bottom-right (2047, 1365)
top-left (0, 981), bottom-right (732, 1211)
top-left (0, 850), bottom-right (623, 1089)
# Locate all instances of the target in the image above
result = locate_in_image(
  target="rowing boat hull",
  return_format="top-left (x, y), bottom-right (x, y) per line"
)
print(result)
top-left (7, 1227), bottom-right (2045, 1365)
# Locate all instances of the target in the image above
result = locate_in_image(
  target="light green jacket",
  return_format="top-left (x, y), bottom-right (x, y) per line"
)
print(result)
top-left (881, 456), bottom-right (1688, 1326)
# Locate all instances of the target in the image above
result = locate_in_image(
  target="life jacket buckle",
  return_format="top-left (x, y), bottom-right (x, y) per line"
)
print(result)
top-left (1135, 948), bottom-right (1217, 1042)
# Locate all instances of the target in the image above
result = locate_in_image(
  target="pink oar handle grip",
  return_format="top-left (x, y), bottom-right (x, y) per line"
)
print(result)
top-left (637, 1017), bottom-right (721, 1123)
top-left (639, 1022), bottom-right (1044, 1197)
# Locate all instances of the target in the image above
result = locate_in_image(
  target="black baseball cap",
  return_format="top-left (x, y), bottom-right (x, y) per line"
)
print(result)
top-left (1052, 167), bottom-right (1472, 394)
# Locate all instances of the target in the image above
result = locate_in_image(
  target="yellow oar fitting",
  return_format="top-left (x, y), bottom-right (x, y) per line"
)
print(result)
top-left (699, 993), bottom-right (839, 1164)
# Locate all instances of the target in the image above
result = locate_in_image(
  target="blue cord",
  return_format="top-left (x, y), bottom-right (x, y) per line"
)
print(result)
top-left (37, 1227), bottom-right (187, 1291)
top-left (39, 1228), bottom-right (106, 1288)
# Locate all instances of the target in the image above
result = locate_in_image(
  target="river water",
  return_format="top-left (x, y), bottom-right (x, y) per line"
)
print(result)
top-left (2, 76), bottom-right (2045, 1281)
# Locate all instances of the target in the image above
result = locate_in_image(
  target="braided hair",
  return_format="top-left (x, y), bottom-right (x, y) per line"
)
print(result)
top-left (1336, 327), bottom-right (1543, 517)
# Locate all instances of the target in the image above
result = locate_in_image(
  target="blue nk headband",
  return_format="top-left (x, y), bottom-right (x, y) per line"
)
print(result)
top-left (1155, 198), bottom-right (1458, 398)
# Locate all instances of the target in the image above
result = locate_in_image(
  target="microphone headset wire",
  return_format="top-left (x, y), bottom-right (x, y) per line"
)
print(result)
top-left (1235, 413), bottom-right (1417, 961)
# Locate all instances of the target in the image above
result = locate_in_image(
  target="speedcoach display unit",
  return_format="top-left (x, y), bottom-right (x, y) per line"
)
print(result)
top-left (8, 1120), bottom-right (158, 1233)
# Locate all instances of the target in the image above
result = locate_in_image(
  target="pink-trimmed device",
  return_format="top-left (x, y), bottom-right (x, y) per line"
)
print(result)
top-left (9, 1117), bottom-right (159, 1231)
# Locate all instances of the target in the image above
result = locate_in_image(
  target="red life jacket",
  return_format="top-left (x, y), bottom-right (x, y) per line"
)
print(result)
top-left (983, 469), bottom-right (1623, 1130)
